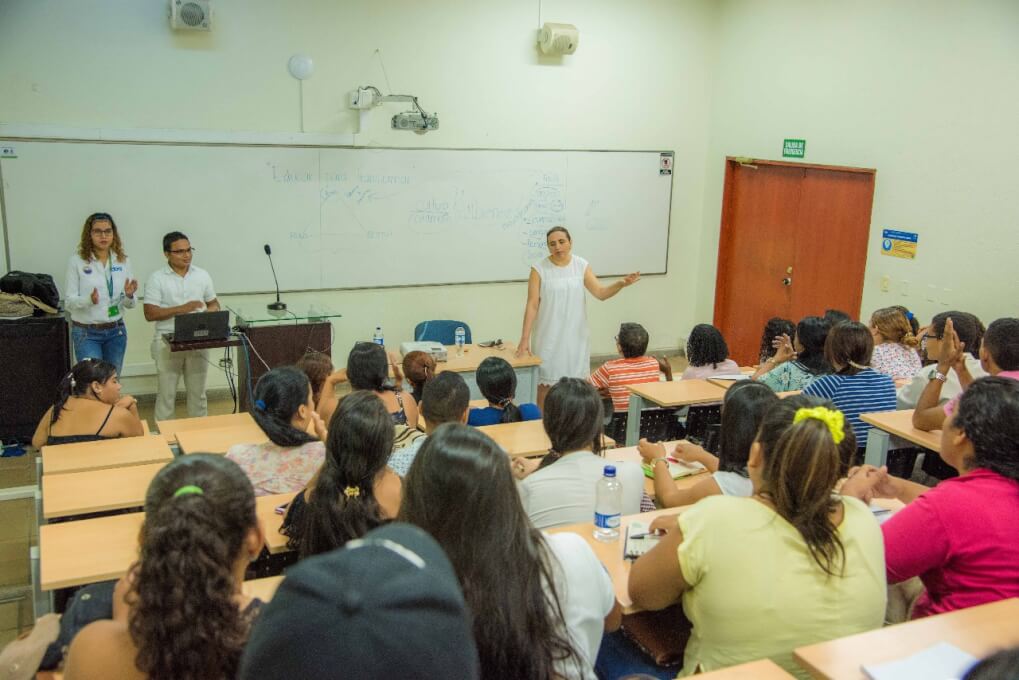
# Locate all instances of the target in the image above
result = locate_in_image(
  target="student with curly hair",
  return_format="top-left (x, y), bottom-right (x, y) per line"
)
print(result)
top-left (868, 307), bottom-right (922, 379)
top-left (226, 367), bottom-right (326, 496)
top-left (629, 396), bottom-right (885, 675)
top-left (295, 351), bottom-right (346, 426)
top-left (757, 317), bottom-right (795, 365)
top-left (282, 391), bottom-right (401, 559)
top-left (401, 424), bottom-right (620, 680)
top-left (63, 454), bottom-right (266, 680)
top-left (681, 324), bottom-right (740, 380)
top-left (751, 316), bottom-right (833, 392)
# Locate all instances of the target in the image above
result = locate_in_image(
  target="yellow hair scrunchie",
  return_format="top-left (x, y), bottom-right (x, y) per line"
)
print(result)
top-left (793, 406), bottom-right (846, 445)
top-left (343, 486), bottom-right (361, 498)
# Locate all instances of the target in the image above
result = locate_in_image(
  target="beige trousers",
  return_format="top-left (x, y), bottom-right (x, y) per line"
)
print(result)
top-left (151, 338), bottom-right (210, 422)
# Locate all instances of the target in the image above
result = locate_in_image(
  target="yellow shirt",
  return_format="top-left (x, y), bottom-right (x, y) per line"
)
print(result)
top-left (676, 495), bottom-right (886, 677)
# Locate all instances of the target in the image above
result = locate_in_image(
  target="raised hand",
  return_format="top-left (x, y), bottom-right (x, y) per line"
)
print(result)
top-left (310, 410), bottom-right (328, 441)
top-left (771, 333), bottom-right (796, 364)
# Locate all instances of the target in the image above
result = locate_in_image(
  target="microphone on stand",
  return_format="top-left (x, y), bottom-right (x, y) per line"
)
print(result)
top-left (264, 244), bottom-right (287, 316)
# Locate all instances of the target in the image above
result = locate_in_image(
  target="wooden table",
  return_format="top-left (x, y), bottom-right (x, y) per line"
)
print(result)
top-left (859, 409), bottom-right (941, 467)
top-left (175, 422), bottom-right (268, 454)
top-left (41, 435), bottom-right (174, 475)
top-left (422, 342), bottom-right (542, 403)
top-left (156, 412), bottom-right (256, 443)
top-left (42, 462), bottom-right (166, 519)
top-left (707, 377), bottom-right (801, 399)
top-left (698, 659), bottom-right (795, 679)
top-left (605, 442), bottom-right (710, 497)
top-left (478, 419), bottom-right (614, 459)
top-left (793, 598), bottom-right (1019, 680)
top-left (39, 493), bottom-right (294, 590)
top-left (242, 574), bottom-right (284, 602)
top-left (624, 380), bottom-right (728, 445)
top-left (548, 507), bottom-right (683, 614)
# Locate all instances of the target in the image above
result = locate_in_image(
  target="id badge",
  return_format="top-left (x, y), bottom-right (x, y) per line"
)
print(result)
top-left (107, 304), bottom-right (120, 318)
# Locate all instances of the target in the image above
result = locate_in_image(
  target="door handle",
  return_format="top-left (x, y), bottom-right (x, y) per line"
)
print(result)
top-left (782, 277), bottom-right (793, 286)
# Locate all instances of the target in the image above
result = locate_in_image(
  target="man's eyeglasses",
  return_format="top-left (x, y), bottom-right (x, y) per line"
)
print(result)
top-left (169, 247), bottom-right (195, 255)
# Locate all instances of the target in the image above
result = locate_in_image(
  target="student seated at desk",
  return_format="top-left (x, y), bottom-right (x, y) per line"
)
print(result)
top-left (868, 306), bottom-right (922, 380)
top-left (897, 311), bottom-right (986, 410)
top-left (843, 377), bottom-right (1019, 620)
top-left (389, 371), bottom-right (470, 477)
top-left (913, 317), bottom-right (1019, 431)
top-left (750, 316), bottom-right (832, 392)
top-left (401, 349), bottom-right (436, 407)
top-left (517, 378), bottom-right (645, 529)
top-left (32, 358), bottom-right (143, 449)
top-left (282, 391), bottom-right (401, 559)
top-left (803, 321), bottom-right (896, 448)
top-left (628, 396), bottom-right (886, 677)
top-left (295, 350), bottom-right (346, 427)
top-left (468, 356), bottom-right (541, 425)
top-left (589, 322), bottom-right (672, 415)
top-left (638, 381), bottom-right (778, 508)
top-left (63, 454), bottom-right (266, 680)
top-left (226, 367), bottom-right (326, 496)
top-left (344, 341), bottom-right (420, 429)
top-left (680, 324), bottom-right (740, 380)
top-left (400, 424), bottom-right (620, 680)
top-left (757, 316), bottom-right (794, 365)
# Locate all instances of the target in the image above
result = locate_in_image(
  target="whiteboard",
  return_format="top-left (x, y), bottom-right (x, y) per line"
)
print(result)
top-left (0, 141), bottom-right (673, 294)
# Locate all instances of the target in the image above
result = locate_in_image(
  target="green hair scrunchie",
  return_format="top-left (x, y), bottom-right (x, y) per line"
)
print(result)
top-left (173, 485), bottom-right (204, 498)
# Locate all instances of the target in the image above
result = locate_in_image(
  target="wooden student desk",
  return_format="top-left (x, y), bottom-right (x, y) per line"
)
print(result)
top-left (698, 659), bottom-right (795, 679)
top-left (39, 493), bottom-right (294, 590)
top-left (478, 419), bottom-right (615, 459)
top-left (624, 379), bottom-right (728, 445)
top-left (175, 422), bottom-right (268, 454)
top-left (793, 597), bottom-right (1019, 680)
top-left (859, 409), bottom-right (942, 467)
top-left (42, 462), bottom-right (166, 520)
top-left (243, 574), bottom-right (284, 602)
top-left (707, 377), bottom-right (801, 399)
top-left (548, 507), bottom-right (683, 614)
top-left (605, 443), bottom-right (710, 498)
top-left (156, 411), bottom-right (256, 443)
top-left (421, 342), bottom-right (542, 403)
top-left (41, 435), bottom-right (174, 475)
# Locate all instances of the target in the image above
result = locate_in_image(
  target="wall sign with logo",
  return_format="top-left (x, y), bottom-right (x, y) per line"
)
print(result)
top-left (880, 229), bottom-right (918, 260)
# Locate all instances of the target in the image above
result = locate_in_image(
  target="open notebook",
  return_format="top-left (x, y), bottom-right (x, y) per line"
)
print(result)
top-left (623, 520), bottom-right (663, 560)
top-left (861, 642), bottom-right (976, 680)
top-left (641, 458), bottom-right (706, 480)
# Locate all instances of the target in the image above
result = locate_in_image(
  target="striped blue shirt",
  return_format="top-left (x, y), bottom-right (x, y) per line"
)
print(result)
top-left (802, 369), bottom-right (897, 441)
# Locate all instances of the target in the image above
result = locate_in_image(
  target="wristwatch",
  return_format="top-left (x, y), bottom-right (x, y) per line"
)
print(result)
top-left (933, 371), bottom-right (948, 383)
top-left (652, 457), bottom-right (669, 466)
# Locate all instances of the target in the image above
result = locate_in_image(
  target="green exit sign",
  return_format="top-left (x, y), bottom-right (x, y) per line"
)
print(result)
top-left (782, 139), bottom-right (806, 158)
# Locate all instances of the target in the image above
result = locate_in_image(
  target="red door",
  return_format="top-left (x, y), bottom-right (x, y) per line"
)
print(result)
top-left (713, 158), bottom-right (875, 365)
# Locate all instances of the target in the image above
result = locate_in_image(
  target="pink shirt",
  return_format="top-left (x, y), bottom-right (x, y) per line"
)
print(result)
top-left (681, 359), bottom-right (741, 381)
top-left (882, 468), bottom-right (1019, 618)
top-left (943, 370), bottom-right (1019, 417)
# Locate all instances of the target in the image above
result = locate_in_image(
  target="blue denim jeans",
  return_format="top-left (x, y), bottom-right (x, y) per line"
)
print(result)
top-left (71, 321), bottom-right (127, 375)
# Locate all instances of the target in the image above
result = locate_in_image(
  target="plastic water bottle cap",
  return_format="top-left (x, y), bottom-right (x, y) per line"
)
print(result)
top-left (603, 465), bottom-right (617, 477)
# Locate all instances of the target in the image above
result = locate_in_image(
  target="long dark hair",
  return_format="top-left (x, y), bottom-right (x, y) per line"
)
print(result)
top-left (755, 395), bottom-right (847, 577)
top-left (716, 382), bottom-right (778, 476)
top-left (541, 378), bottom-right (603, 467)
top-left (51, 358), bottom-right (118, 425)
top-left (686, 324), bottom-right (730, 368)
top-left (758, 317), bottom-right (795, 364)
top-left (824, 322), bottom-right (873, 376)
top-left (251, 367), bottom-right (318, 447)
top-left (290, 391), bottom-right (393, 558)
top-left (399, 424), bottom-right (583, 680)
top-left (953, 376), bottom-right (1019, 481)
top-left (793, 316), bottom-right (833, 376)
top-left (129, 454), bottom-right (257, 680)
top-left (476, 356), bottom-right (522, 423)
top-left (295, 351), bottom-right (333, 405)
top-left (346, 342), bottom-right (395, 392)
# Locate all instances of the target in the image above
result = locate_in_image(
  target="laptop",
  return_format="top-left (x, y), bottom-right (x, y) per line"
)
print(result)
top-left (172, 310), bottom-right (230, 343)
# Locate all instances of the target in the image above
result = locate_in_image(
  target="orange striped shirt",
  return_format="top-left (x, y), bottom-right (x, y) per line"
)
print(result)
top-left (590, 356), bottom-right (662, 412)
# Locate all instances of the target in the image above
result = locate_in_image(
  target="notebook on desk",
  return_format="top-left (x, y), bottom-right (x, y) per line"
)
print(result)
top-left (171, 310), bottom-right (230, 342)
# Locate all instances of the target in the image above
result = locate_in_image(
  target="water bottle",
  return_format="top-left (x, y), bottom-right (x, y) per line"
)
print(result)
top-left (372, 326), bottom-right (384, 346)
top-left (593, 465), bottom-right (622, 542)
top-left (454, 326), bottom-right (466, 357)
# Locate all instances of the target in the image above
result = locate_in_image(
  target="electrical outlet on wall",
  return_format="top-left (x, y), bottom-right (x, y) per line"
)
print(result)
top-left (880, 275), bottom-right (891, 292)
top-left (927, 285), bottom-right (937, 302)
top-left (941, 288), bottom-right (952, 306)
top-left (900, 279), bottom-right (909, 296)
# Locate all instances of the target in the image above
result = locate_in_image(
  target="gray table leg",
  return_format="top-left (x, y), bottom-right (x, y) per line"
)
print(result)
top-left (864, 428), bottom-right (891, 467)
top-left (625, 395), bottom-right (645, 446)
top-left (520, 366), bottom-right (538, 404)
top-left (31, 545), bottom-right (52, 617)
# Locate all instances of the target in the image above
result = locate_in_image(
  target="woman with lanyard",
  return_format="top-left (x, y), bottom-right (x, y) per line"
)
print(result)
top-left (517, 226), bottom-right (640, 410)
top-left (64, 212), bottom-right (138, 375)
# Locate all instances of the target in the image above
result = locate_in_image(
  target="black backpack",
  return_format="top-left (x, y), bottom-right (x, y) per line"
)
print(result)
top-left (0, 271), bottom-right (60, 309)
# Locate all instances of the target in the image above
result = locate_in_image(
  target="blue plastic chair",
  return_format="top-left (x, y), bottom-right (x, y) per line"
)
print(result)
top-left (413, 320), bottom-right (472, 346)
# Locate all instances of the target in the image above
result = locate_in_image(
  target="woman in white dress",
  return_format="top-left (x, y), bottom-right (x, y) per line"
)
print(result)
top-left (517, 226), bottom-right (640, 409)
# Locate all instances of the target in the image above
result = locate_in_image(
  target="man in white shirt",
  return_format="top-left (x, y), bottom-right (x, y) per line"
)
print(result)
top-left (144, 231), bottom-right (220, 421)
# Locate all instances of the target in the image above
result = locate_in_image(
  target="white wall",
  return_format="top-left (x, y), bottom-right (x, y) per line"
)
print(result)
top-left (0, 0), bottom-right (718, 391)
top-left (697, 0), bottom-right (1019, 329)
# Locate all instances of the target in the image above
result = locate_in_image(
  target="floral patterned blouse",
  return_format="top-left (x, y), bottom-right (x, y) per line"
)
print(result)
top-left (871, 343), bottom-right (922, 380)
top-left (225, 440), bottom-right (325, 496)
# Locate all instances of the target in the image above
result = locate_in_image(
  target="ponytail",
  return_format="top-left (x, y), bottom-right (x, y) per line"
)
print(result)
top-left (498, 399), bottom-right (523, 424)
top-left (251, 367), bottom-right (317, 448)
top-left (476, 356), bottom-right (524, 424)
top-left (290, 391), bottom-right (393, 559)
top-left (755, 397), bottom-right (847, 577)
top-left (129, 455), bottom-right (256, 680)
top-left (52, 359), bottom-right (116, 425)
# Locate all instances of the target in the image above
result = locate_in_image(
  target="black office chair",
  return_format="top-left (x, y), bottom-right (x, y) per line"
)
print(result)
top-left (413, 320), bottom-right (472, 345)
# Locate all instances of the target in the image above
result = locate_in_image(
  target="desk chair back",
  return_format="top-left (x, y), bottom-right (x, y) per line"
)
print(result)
top-left (414, 320), bottom-right (472, 345)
